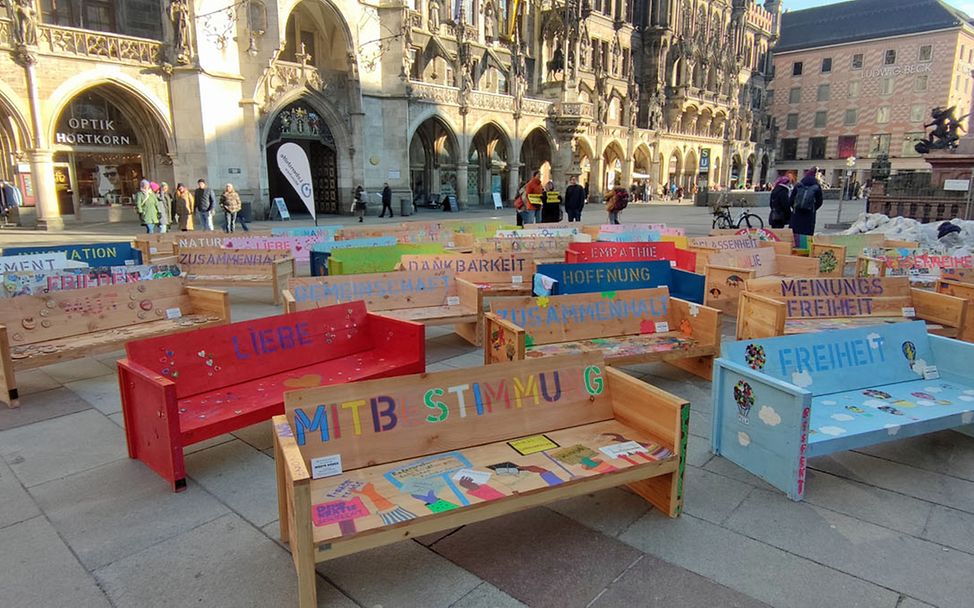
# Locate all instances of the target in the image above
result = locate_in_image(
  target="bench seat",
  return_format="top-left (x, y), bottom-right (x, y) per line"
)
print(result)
top-left (381, 305), bottom-right (479, 326)
top-left (185, 273), bottom-right (274, 283)
top-left (807, 377), bottom-right (974, 457)
top-left (178, 349), bottom-right (421, 444)
top-left (8, 313), bottom-right (223, 364)
top-left (302, 418), bottom-right (676, 548)
top-left (783, 316), bottom-right (913, 334)
top-left (524, 332), bottom-right (712, 366)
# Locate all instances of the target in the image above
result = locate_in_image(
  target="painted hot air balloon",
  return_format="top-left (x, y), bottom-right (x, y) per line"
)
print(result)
top-left (902, 341), bottom-right (917, 364)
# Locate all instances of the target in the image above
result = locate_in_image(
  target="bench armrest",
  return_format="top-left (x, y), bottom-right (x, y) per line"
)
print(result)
top-left (669, 298), bottom-right (720, 347)
top-left (736, 291), bottom-right (786, 340)
top-left (775, 254), bottom-right (820, 277)
top-left (711, 358), bottom-right (811, 501)
top-left (272, 414), bottom-right (315, 599)
top-left (272, 257), bottom-right (296, 306)
top-left (455, 277), bottom-right (483, 312)
top-left (855, 256), bottom-right (887, 278)
top-left (185, 286), bottom-right (231, 323)
top-left (366, 313), bottom-right (425, 369)
top-left (118, 359), bottom-right (185, 491)
top-left (282, 288), bottom-right (297, 314)
top-left (605, 367), bottom-right (689, 517)
top-left (0, 324), bottom-right (16, 406)
top-left (484, 312), bottom-right (526, 364)
top-left (911, 287), bottom-right (967, 331)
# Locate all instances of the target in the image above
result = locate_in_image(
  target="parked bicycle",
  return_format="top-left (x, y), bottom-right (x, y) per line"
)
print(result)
top-left (711, 200), bottom-right (764, 229)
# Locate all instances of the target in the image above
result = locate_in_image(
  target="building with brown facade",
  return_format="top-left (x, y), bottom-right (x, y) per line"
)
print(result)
top-left (768, 0), bottom-right (974, 187)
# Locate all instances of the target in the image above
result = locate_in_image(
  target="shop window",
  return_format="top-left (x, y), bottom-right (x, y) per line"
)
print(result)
top-left (838, 135), bottom-right (858, 158)
top-left (809, 137), bottom-right (827, 159)
top-left (781, 138), bottom-right (798, 160)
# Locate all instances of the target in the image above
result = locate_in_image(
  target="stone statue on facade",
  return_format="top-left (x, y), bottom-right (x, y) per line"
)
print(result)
top-left (611, 37), bottom-right (621, 75)
top-left (915, 106), bottom-right (968, 153)
top-left (13, 0), bottom-right (37, 46)
top-left (484, 3), bottom-right (495, 42)
top-left (429, 0), bottom-right (441, 32)
top-left (627, 81), bottom-right (640, 130)
top-left (401, 7), bottom-right (414, 78)
top-left (546, 43), bottom-right (564, 81)
top-left (170, 0), bottom-right (192, 64)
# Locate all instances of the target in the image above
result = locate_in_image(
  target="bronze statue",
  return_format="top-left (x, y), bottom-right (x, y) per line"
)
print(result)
top-left (546, 43), bottom-right (564, 81)
top-left (915, 106), bottom-right (968, 153)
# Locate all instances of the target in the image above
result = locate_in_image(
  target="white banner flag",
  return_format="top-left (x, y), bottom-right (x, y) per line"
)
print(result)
top-left (276, 143), bottom-right (316, 222)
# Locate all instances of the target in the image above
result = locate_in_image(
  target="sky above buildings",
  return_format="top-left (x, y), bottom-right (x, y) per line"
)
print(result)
top-left (785, 0), bottom-right (974, 15)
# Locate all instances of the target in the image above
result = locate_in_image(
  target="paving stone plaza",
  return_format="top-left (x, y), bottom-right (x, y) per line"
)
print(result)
top-left (2, 200), bottom-right (973, 608)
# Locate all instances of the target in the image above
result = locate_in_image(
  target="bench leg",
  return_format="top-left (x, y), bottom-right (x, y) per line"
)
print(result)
top-left (292, 482), bottom-right (317, 608)
top-left (0, 327), bottom-right (19, 408)
top-left (667, 356), bottom-right (713, 381)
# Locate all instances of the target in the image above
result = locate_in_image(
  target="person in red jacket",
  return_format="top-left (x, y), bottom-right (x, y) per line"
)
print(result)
top-left (523, 170), bottom-right (544, 224)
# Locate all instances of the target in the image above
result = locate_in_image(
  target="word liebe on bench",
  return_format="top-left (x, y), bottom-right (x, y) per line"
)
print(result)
top-left (291, 362), bottom-right (606, 445)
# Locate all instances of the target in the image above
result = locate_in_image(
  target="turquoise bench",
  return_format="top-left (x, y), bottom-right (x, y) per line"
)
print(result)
top-left (712, 321), bottom-right (974, 500)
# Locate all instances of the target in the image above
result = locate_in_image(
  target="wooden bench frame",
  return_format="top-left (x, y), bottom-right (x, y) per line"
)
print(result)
top-left (703, 251), bottom-right (820, 316)
top-left (736, 276), bottom-right (968, 340)
top-left (119, 303), bottom-right (425, 491)
top-left (483, 288), bottom-right (721, 379)
top-left (282, 272), bottom-right (481, 328)
top-left (1, 279), bottom-right (230, 407)
top-left (174, 245), bottom-right (295, 305)
top-left (273, 354), bottom-right (688, 608)
top-left (935, 278), bottom-right (974, 342)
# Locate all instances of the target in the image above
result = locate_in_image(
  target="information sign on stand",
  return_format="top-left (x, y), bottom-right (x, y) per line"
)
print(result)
top-left (272, 197), bottom-right (291, 221)
top-left (492, 192), bottom-right (503, 209)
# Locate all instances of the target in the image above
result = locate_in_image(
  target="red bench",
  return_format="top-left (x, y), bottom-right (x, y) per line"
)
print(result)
top-left (118, 301), bottom-right (425, 491)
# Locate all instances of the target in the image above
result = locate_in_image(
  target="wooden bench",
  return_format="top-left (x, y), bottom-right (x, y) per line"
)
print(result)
top-left (533, 260), bottom-right (705, 304)
top-left (174, 246), bottom-right (295, 305)
top-left (1, 278), bottom-right (229, 407)
top-left (400, 253), bottom-right (536, 344)
top-left (1, 251), bottom-right (81, 273)
top-left (704, 248), bottom-right (820, 316)
top-left (466, 236), bottom-right (575, 264)
top-left (273, 352), bottom-right (688, 607)
top-left (2, 241), bottom-right (144, 267)
top-left (564, 241), bottom-right (697, 272)
top-left (283, 270), bottom-right (480, 328)
top-left (134, 231), bottom-right (275, 262)
top-left (2, 264), bottom-right (181, 297)
top-left (119, 301), bottom-right (425, 491)
top-left (484, 287), bottom-right (721, 379)
top-left (326, 244), bottom-right (447, 275)
top-left (736, 276), bottom-right (968, 340)
top-left (712, 322), bottom-right (974, 500)
top-left (858, 246), bottom-right (972, 286)
top-left (935, 278), bottom-right (974, 342)
top-left (309, 237), bottom-right (398, 276)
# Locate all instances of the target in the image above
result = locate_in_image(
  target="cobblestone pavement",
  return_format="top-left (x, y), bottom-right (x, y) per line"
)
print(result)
top-left (5, 198), bottom-right (973, 608)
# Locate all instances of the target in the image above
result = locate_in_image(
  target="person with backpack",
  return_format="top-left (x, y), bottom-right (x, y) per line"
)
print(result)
top-left (789, 167), bottom-right (823, 236)
top-left (605, 184), bottom-right (629, 224)
top-left (768, 175), bottom-right (793, 229)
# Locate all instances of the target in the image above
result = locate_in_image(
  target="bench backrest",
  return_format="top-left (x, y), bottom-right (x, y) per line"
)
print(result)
top-left (399, 253), bottom-right (535, 284)
top-left (707, 248), bottom-right (819, 278)
top-left (0, 252), bottom-right (70, 273)
top-left (287, 270), bottom-right (466, 312)
top-left (943, 267), bottom-right (974, 283)
top-left (565, 241), bottom-right (696, 272)
top-left (218, 235), bottom-right (321, 262)
top-left (2, 241), bottom-right (141, 267)
top-left (310, 238), bottom-right (399, 276)
top-left (687, 235), bottom-right (767, 251)
top-left (534, 261), bottom-right (704, 304)
top-left (813, 233), bottom-right (886, 258)
top-left (495, 227), bottom-right (581, 238)
top-left (709, 227), bottom-right (794, 243)
top-left (284, 352), bottom-right (613, 471)
top-left (327, 244), bottom-right (446, 275)
top-left (745, 276), bottom-right (914, 319)
top-left (2, 264), bottom-right (181, 297)
top-left (0, 277), bottom-right (189, 346)
top-left (863, 247), bottom-right (974, 278)
top-left (721, 321), bottom-right (932, 396)
top-left (490, 287), bottom-right (670, 345)
top-left (175, 247), bottom-right (291, 275)
top-left (473, 236), bottom-right (574, 259)
top-left (271, 226), bottom-right (340, 238)
top-left (126, 301), bottom-right (376, 399)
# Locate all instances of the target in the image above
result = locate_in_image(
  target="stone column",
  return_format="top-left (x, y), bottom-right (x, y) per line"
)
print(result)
top-left (455, 162), bottom-right (469, 209)
top-left (18, 48), bottom-right (63, 230)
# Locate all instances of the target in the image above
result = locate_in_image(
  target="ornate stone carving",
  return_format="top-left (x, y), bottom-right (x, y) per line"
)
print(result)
top-left (13, 0), bottom-right (37, 46)
top-left (169, 0), bottom-right (192, 65)
top-left (38, 25), bottom-right (162, 65)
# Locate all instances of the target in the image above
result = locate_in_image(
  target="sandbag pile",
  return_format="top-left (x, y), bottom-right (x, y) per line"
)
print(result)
top-left (841, 213), bottom-right (974, 252)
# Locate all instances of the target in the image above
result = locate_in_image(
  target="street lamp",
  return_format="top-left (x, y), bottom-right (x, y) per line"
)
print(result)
top-left (836, 156), bottom-right (857, 223)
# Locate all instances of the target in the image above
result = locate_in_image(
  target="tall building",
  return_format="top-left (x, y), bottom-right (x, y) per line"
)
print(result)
top-left (0, 0), bottom-right (778, 228)
top-left (768, 0), bottom-right (974, 187)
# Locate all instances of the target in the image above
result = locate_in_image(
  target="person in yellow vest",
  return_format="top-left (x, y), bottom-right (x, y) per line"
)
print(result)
top-left (541, 180), bottom-right (562, 222)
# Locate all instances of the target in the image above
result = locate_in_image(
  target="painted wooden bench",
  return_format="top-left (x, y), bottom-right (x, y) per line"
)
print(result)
top-left (174, 246), bottom-right (295, 305)
top-left (935, 278), bottom-right (974, 342)
top-left (712, 322), bottom-right (974, 500)
top-left (2, 264), bottom-right (181, 297)
top-left (273, 352), bottom-right (688, 607)
top-left (704, 248), bottom-right (821, 316)
top-left (119, 301), bottom-right (425, 491)
top-left (1, 252), bottom-right (86, 273)
top-left (736, 276), bottom-right (968, 340)
top-left (2, 241), bottom-right (144, 267)
top-left (400, 253), bottom-right (536, 345)
top-left (564, 241), bottom-right (697, 272)
top-left (134, 231), bottom-right (276, 262)
top-left (309, 237), bottom-right (398, 276)
top-left (283, 270), bottom-right (480, 328)
top-left (484, 287), bottom-right (721, 379)
top-left (858, 246), bottom-right (972, 287)
top-left (326, 244), bottom-right (447, 275)
top-left (465, 236), bottom-right (575, 264)
top-left (1, 277), bottom-right (229, 407)
top-left (533, 260), bottom-right (705, 304)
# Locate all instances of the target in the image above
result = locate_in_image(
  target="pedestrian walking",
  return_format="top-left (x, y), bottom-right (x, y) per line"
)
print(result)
top-left (157, 182), bottom-right (173, 233)
top-left (193, 178), bottom-right (216, 231)
top-left (379, 183), bottom-right (394, 218)
top-left (564, 176), bottom-right (585, 222)
top-left (604, 185), bottom-right (629, 225)
top-left (354, 185), bottom-right (365, 222)
top-left (134, 179), bottom-right (160, 233)
top-left (541, 180), bottom-right (562, 222)
top-left (768, 175), bottom-right (792, 229)
top-left (220, 183), bottom-right (242, 232)
top-left (0, 180), bottom-right (11, 226)
top-left (513, 184), bottom-right (526, 227)
top-left (789, 167), bottom-right (824, 236)
top-left (173, 183), bottom-right (194, 231)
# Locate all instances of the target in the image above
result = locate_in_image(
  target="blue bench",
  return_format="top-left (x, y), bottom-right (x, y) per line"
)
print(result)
top-left (533, 260), bottom-right (705, 304)
top-left (712, 322), bottom-right (974, 500)
top-left (2, 241), bottom-right (143, 267)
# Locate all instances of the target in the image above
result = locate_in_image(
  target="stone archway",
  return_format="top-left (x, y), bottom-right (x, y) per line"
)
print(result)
top-left (520, 128), bottom-right (553, 186)
top-left (602, 140), bottom-right (625, 191)
top-left (668, 149), bottom-right (683, 190)
top-left (468, 122), bottom-right (510, 206)
top-left (409, 116), bottom-right (459, 206)
top-left (632, 144), bottom-right (653, 201)
top-left (574, 137), bottom-right (594, 190)
top-left (684, 149), bottom-right (698, 191)
top-left (266, 99), bottom-right (341, 214)
top-left (0, 91), bottom-right (30, 182)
